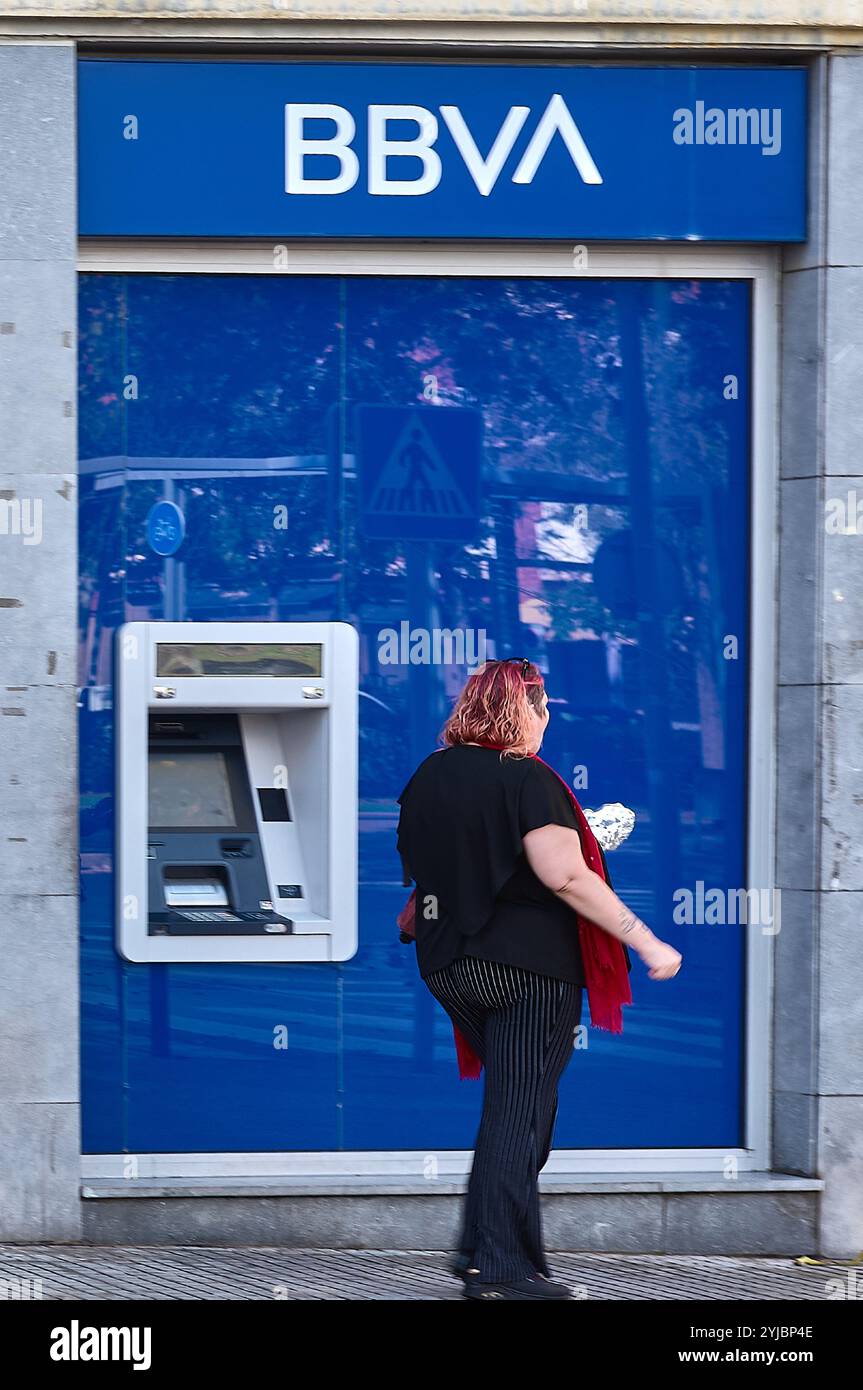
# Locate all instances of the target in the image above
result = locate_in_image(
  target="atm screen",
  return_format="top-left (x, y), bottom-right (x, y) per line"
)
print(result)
top-left (156, 643), bottom-right (322, 677)
top-left (148, 750), bottom-right (237, 828)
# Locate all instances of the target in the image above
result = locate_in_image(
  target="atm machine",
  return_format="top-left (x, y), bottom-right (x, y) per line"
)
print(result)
top-left (116, 621), bottom-right (358, 962)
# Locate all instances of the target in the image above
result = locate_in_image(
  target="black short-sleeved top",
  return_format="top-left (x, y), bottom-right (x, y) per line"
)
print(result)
top-left (396, 745), bottom-right (624, 987)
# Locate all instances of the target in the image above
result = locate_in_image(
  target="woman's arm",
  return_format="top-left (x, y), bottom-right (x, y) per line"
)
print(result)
top-left (523, 824), bottom-right (682, 981)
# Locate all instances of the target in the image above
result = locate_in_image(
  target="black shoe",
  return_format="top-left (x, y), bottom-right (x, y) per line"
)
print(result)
top-left (450, 1254), bottom-right (476, 1281)
top-left (528, 1273), bottom-right (575, 1297)
top-left (464, 1274), bottom-right (574, 1300)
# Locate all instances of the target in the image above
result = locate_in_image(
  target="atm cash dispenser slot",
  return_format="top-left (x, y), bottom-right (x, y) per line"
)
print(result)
top-left (116, 622), bottom-right (359, 963)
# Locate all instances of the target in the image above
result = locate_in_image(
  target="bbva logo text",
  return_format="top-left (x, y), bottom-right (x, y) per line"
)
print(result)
top-left (284, 95), bottom-right (603, 197)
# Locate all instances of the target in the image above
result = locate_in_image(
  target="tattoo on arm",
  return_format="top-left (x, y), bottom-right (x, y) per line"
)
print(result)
top-left (618, 907), bottom-right (649, 938)
top-left (555, 883), bottom-right (651, 941)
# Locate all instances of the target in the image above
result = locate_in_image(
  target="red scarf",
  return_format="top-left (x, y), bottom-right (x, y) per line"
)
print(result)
top-left (455, 747), bottom-right (632, 1078)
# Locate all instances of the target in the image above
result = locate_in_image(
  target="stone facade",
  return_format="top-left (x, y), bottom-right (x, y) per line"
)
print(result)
top-left (0, 8), bottom-right (860, 1254)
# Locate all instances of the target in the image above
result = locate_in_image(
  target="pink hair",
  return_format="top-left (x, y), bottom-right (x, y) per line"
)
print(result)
top-left (441, 660), bottom-right (545, 757)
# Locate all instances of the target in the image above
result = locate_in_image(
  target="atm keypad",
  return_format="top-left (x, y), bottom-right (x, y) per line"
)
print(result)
top-left (174, 909), bottom-right (290, 924)
top-left (178, 910), bottom-right (241, 922)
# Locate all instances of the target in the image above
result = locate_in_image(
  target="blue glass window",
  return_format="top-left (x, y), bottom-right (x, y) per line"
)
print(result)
top-left (80, 273), bottom-right (749, 1152)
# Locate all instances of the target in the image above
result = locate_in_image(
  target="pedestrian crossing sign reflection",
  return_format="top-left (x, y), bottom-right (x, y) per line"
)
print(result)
top-left (356, 404), bottom-right (482, 541)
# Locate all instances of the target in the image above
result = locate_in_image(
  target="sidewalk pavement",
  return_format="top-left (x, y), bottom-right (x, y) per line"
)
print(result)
top-left (0, 1246), bottom-right (855, 1300)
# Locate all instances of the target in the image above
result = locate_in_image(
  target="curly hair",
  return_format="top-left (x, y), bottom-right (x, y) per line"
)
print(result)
top-left (441, 659), bottom-right (546, 757)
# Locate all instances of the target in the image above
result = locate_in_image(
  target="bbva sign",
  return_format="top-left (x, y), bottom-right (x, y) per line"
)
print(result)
top-left (284, 95), bottom-right (603, 196)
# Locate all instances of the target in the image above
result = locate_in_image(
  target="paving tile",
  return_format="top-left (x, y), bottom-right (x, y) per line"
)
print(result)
top-left (0, 1245), bottom-right (848, 1301)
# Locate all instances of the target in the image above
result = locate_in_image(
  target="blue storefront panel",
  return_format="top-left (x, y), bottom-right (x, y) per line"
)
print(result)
top-left (79, 272), bottom-right (749, 1152)
top-left (78, 60), bottom-right (806, 240)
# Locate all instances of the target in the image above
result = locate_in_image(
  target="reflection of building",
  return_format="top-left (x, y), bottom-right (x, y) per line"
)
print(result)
top-left (3, 9), bottom-right (860, 1265)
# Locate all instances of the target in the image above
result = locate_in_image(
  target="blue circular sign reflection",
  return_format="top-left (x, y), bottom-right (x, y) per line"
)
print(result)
top-left (146, 500), bottom-right (186, 557)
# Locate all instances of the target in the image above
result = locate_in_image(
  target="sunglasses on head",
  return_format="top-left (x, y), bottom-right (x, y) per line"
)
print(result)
top-left (487, 657), bottom-right (537, 679)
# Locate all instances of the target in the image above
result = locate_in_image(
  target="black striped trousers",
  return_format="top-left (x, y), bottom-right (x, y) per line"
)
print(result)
top-left (424, 954), bottom-right (583, 1285)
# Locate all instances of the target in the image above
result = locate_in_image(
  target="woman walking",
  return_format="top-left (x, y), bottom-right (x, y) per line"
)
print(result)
top-left (396, 658), bottom-right (682, 1301)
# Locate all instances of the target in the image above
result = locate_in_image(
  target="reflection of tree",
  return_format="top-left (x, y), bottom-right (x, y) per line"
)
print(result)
top-left (180, 479), bottom-right (330, 616)
top-left (80, 274), bottom-right (340, 462)
top-left (80, 273), bottom-right (739, 610)
top-left (78, 272), bottom-right (745, 786)
top-left (345, 277), bottom-right (736, 495)
top-left (78, 275), bottom-right (127, 462)
top-left (348, 278), bottom-right (623, 484)
top-left (542, 571), bottom-right (609, 643)
top-left (342, 277), bottom-right (741, 738)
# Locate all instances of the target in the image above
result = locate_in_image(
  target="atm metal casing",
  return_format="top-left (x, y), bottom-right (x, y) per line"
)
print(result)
top-left (116, 621), bottom-right (359, 963)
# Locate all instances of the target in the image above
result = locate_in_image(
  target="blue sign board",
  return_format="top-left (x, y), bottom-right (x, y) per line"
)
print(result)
top-left (78, 61), bottom-right (806, 241)
top-left (146, 500), bottom-right (185, 557)
top-left (356, 405), bottom-right (482, 541)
